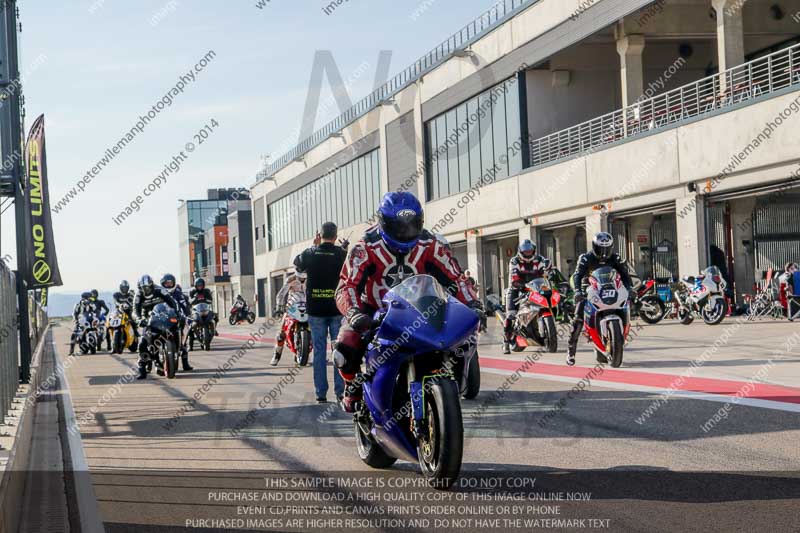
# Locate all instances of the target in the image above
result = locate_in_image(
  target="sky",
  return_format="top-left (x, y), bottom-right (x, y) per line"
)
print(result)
top-left (0, 0), bottom-right (491, 295)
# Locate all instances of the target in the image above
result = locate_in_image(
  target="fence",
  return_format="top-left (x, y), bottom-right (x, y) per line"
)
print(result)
top-left (0, 259), bottom-right (19, 425)
top-left (529, 42), bottom-right (800, 167)
top-left (261, 0), bottom-right (536, 180)
top-left (0, 259), bottom-right (48, 425)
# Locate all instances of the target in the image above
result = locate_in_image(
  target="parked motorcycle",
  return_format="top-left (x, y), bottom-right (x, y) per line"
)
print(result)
top-left (280, 291), bottom-right (311, 366)
top-left (670, 266), bottom-right (727, 326)
top-left (107, 303), bottom-right (138, 354)
top-left (582, 266), bottom-right (631, 368)
top-left (629, 274), bottom-right (666, 324)
top-left (144, 303), bottom-right (181, 379)
top-left (547, 268), bottom-right (575, 325)
top-left (190, 303), bottom-right (215, 351)
top-left (353, 275), bottom-right (478, 489)
top-left (497, 278), bottom-right (561, 353)
top-left (72, 311), bottom-right (99, 355)
top-left (228, 303), bottom-right (256, 325)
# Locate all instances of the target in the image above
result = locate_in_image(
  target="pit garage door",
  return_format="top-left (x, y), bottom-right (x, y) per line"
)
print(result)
top-left (753, 195), bottom-right (800, 276)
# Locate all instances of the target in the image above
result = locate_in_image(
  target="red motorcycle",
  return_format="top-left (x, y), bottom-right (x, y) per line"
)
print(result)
top-left (501, 278), bottom-right (562, 353)
top-left (630, 275), bottom-right (666, 324)
top-left (280, 293), bottom-right (311, 366)
top-left (228, 303), bottom-right (256, 325)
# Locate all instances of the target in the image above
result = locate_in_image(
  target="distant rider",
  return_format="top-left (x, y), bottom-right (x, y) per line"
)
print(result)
top-left (503, 240), bottom-right (551, 354)
top-left (69, 291), bottom-right (94, 355)
top-left (333, 192), bottom-right (481, 413)
top-left (567, 232), bottom-right (633, 366)
top-left (161, 273), bottom-right (193, 371)
top-left (189, 278), bottom-right (219, 335)
top-left (232, 294), bottom-right (249, 321)
top-left (270, 271), bottom-right (307, 366)
top-left (134, 275), bottom-right (183, 380)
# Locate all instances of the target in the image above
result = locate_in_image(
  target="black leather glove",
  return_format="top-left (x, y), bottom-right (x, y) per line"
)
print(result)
top-left (138, 319), bottom-right (147, 328)
top-left (574, 291), bottom-right (586, 303)
top-left (348, 311), bottom-right (373, 333)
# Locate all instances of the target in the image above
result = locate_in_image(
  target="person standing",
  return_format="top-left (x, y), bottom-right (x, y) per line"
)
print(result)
top-left (294, 222), bottom-right (348, 403)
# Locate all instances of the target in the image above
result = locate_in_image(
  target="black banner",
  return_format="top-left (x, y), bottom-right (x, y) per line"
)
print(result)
top-left (23, 114), bottom-right (62, 288)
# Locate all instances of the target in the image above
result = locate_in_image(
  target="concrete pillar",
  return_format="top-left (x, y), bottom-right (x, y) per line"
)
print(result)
top-left (615, 31), bottom-right (646, 108)
top-left (413, 80), bottom-right (427, 201)
top-left (675, 195), bottom-right (707, 278)
top-left (466, 231), bottom-right (485, 302)
top-left (585, 210), bottom-right (608, 245)
top-left (378, 105), bottom-right (391, 195)
top-left (712, 0), bottom-right (747, 75)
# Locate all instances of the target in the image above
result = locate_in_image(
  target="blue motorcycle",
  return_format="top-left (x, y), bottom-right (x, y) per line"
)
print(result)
top-left (354, 275), bottom-right (479, 489)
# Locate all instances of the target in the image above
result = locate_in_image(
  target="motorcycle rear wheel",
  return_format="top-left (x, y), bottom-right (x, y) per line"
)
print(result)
top-left (417, 378), bottom-right (463, 490)
top-left (355, 418), bottom-right (397, 469)
top-left (228, 314), bottom-right (237, 326)
top-left (296, 329), bottom-right (310, 366)
top-left (678, 308), bottom-right (694, 325)
top-left (638, 296), bottom-right (666, 324)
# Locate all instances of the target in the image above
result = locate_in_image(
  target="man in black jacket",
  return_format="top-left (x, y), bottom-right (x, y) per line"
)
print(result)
top-left (567, 232), bottom-right (633, 366)
top-left (294, 222), bottom-right (348, 403)
top-left (189, 278), bottom-right (219, 335)
top-left (134, 275), bottom-right (183, 379)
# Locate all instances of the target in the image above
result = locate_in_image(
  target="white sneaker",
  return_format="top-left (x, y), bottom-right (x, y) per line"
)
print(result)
top-left (566, 353), bottom-right (576, 366)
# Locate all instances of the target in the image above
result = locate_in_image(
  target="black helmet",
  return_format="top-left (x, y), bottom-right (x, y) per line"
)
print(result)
top-left (518, 240), bottom-right (536, 261)
top-left (119, 280), bottom-right (130, 294)
top-left (138, 275), bottom-right (155, 296)
top-left (194, 278), bottom-right (205, 291)
top-left (90, 289), bottom-right (99, 300)
top-left (592, 232), bottom-right (614, 261)
top-left (160, 273), bottom-right (177, 291)
top-left (80, 291), bottom-right (91, 300)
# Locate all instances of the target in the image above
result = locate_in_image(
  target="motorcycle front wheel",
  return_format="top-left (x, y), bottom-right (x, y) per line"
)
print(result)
top-left (540, 316), bottom-right (558, 353)
top-left (164, 340), bottom-right (178, 379)
top-left (113, 330), bottom-right (124, 354)
top-left (701, 299), bottom-right (726, 325)
top-left (638, 296), bottom-right (666, 324)
top-left (608, 320), bottom-right (624, 368)
top-left (461, 355), bottom-right (481, 400)
top-left (296, 328), bottom-right (311, 366)
top-left (246, 312), bottom-right (256, 324)
top-left (417, 378), bottom-right (463, 490)
top-left (203, 325), bottom-right (212, 351)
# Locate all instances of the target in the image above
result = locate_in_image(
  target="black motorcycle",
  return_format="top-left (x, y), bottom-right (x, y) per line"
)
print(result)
top-left (190, 303), bottom-right (215, 351)
top-left (144, 303), bottom-right (181, 379)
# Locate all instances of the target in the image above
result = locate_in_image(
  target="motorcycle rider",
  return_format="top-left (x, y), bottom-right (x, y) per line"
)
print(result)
top-left (69, 291), bottom-right (94, 355)
top-left (160, 273), bottom-right (193, 371)
top-left (332, 191), bottom-right (481, 413)
top-left (567, 232), bottom-right (633, 366)
top-left (503, 240), bottom-right (552, 354)
top-left (189, 278), bottom-right (219, 335)
top-left (112, 280), bottom-right (138, 342)
top-left (232, 294), bottom-right (249, 321)
top-left (270, 271), bottom-right (307, 366)
top-left (134, 275), bottom-right (183, 380)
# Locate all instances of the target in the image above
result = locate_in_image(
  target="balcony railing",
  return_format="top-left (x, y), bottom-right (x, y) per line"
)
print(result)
top-left (262, 0), bottom-right (537, 180)
top-left (530, 42), bottom-right (800, 167)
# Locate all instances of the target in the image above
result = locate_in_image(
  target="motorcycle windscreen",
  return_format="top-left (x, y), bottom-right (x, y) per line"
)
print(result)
top-left (386, 275), bottom-right (449, 330)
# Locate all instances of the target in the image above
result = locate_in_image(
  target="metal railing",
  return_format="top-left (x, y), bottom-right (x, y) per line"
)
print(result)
top-left (530, 42), bottom-right (800, 167)
top-left (0, 259), bottom-right (19, 425)
top-left (262, 0), bottom-right (536, 180)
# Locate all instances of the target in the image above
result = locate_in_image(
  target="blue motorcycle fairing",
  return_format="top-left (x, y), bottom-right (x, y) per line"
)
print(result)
top-left (362, 275), bottom-right (479, 462)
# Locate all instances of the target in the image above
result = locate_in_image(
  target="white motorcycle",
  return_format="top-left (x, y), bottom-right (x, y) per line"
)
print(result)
top-left (281, 291), bottom-right (311, 366)
top-left (72, 311), bottom-right (99, 355)
top-left (583, 266), bottom-right (631, 368)
top-left (672, 265), bottom-right (727, 326)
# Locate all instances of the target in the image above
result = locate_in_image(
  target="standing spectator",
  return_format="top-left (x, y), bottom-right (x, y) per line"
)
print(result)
top-left (781, 262), bottom-right (798, 321)
top-left (294, 222), bottom-right (348, 403)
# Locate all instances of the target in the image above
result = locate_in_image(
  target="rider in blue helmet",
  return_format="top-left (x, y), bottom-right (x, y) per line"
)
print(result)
top-left (332, 191), bottom-right (483, 412)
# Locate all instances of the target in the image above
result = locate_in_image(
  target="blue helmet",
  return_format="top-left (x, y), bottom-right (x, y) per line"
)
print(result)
top-left (377, 192), bottom-right (424, 254)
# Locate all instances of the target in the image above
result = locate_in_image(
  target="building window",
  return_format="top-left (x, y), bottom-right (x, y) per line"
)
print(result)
top-left (267, 149), bottom-right (381, 250)
top-left (255, 226), bottom-right (259, 240)
top-left (424, 77), bottom-right (522, 201)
